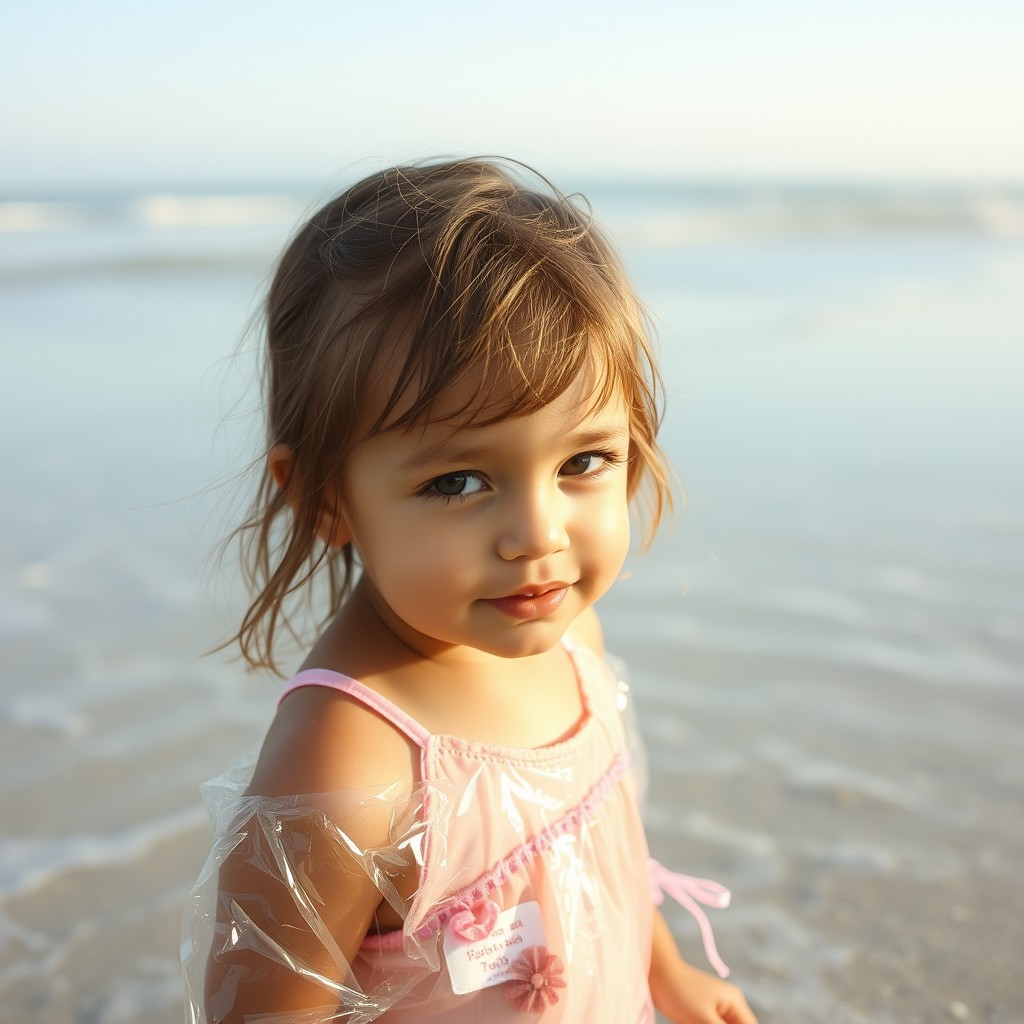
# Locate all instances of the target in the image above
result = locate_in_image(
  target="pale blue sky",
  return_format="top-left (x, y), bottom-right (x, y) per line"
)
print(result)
top-left (4, 0), bottom-right (1023, 187)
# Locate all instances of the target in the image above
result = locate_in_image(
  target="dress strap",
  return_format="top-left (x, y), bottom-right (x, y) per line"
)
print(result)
top-left (279, 669), bottom-right (431, 748)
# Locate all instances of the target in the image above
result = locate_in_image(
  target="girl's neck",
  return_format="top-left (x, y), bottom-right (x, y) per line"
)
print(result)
top-left (299, 577), bottom-right (586, 749)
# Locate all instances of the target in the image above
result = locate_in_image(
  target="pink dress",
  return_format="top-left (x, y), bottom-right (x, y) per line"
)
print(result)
top-left (184, 643), bottom-right (729, 1022)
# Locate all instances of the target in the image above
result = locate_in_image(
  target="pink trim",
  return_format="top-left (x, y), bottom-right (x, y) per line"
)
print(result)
top-left (279, 669), bottom-right (430, 748)
top-left (361, 928), bottom-right (404, 951)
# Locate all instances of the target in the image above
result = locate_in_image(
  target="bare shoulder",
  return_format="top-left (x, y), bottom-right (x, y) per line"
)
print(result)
top-left (209, 686), bottom-right (416, 1020)
top-left (248, 685), bottom-right (419, 798)
top-left (566, 605), bottom-right (606, 656)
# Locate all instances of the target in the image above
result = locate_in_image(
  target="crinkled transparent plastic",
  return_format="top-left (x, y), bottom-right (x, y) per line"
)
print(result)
top-left (182, 648), bottom-right (726, 1023)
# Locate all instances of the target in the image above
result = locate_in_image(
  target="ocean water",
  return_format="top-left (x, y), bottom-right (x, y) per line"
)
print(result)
top-left (0, 180), bottom-right (1021, 1022)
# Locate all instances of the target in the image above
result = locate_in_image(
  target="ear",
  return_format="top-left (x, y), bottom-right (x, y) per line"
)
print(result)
top-left (268, 442), bottom-right (353, 549)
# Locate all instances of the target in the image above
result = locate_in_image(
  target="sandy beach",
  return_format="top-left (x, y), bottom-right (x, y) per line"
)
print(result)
top-left (1, 182), bottom-right (1021, 1022)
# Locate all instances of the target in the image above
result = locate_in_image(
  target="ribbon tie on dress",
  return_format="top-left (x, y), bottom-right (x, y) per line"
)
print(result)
top-left (649, 858), bottom-right (732, 978)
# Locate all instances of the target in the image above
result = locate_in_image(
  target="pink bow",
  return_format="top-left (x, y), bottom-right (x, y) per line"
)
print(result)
top-left (447, 899), bottom-right (501, 943)
top-left (649, 859), bottom-right (732, 978)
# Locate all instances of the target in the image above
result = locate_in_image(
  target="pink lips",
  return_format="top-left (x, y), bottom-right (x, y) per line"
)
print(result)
top-left (484, 584), bottom-right (571, 620)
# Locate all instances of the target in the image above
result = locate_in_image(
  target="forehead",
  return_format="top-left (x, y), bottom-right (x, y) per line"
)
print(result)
top-left (364, 365), bottom-right (623, 458)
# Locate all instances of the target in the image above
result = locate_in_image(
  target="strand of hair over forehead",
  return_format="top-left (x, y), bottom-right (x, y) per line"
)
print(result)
top-left (343, 161), bottom-right (634, 433)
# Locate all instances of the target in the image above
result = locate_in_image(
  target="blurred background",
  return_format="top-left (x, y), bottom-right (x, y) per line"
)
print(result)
top-left (1, 2), bottom-right (1022, 1022)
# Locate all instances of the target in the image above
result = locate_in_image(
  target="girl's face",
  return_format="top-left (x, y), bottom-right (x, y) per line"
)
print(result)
top-left (333, 372), bottom-right (632, 662)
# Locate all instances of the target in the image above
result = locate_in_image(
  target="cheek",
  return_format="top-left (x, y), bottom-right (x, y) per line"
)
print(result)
top-left (606, 504), bottom-right (633, 568)
top-left (577, 492), bottom-right (632, 565)
top-left (369, 515), bottom-right (472, 592)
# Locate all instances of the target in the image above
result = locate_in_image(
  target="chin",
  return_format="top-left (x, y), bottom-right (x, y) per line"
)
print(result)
top-left (481, 624), bottom-right (569, 660)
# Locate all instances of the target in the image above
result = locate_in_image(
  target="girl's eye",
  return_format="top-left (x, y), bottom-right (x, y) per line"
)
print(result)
top-left (428, 472), bottom-right (486, 498)
top-left (560, 451), bottom-right (611, 477)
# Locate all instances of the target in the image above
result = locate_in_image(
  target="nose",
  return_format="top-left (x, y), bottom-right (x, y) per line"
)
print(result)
top-left (496, 484), bottom-right (570, 561)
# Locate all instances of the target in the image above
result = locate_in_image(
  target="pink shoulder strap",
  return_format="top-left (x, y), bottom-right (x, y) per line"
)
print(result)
top-left (279, 669), bottom-right (430, 748)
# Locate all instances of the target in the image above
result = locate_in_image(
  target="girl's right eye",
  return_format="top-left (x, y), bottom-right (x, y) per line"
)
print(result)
top-left (425, 472), bottom-right (486, 500)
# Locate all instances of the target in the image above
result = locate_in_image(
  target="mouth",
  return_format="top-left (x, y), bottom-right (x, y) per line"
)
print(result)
top-left (483, 583), bottom-right (574, 621)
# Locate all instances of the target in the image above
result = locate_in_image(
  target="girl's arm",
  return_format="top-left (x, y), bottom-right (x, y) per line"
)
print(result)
top-left (649, 909), bottom-right (757, 1024)
top-left (203, 687), bottom-right (420, 1023)
top-left (204, 829), bottom-right (385, 1022)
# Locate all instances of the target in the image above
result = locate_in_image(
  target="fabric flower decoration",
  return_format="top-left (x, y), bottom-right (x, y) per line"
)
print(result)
top-left (504, 946), bottom-right (566, 1013)
top-left (448, 899), bottom-right (500, 942)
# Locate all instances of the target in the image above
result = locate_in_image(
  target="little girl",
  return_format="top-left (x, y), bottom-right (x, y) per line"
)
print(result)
top-left (183, 159), bottom-right (756, 1023)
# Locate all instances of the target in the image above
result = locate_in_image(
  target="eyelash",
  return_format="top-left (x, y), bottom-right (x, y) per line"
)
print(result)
top-left (418, 450), bottom-right (622, 504)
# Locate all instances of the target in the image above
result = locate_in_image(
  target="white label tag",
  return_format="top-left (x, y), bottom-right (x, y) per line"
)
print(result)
top-left (443, 900), bottom-right (545, 995)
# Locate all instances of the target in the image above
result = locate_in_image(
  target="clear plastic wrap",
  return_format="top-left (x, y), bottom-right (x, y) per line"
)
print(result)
top-left (182, 647), bottom-right (724, 1022)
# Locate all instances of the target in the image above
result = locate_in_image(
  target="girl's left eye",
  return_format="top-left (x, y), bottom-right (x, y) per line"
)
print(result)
top-left (560, 451), bottom-right (613, 477)
top-left (426, 472), bottom-right (486, 499)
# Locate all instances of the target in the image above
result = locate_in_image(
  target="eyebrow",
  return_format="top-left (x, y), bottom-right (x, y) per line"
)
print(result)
top-left (398, 426), bottom-right (629, 472)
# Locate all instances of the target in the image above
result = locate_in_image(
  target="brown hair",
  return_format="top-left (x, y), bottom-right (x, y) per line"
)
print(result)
top-left (230, 158), bottom-right (672, 673)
